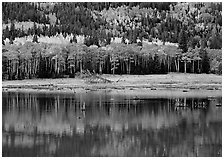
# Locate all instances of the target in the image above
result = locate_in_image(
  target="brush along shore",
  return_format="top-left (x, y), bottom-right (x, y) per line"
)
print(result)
top-left (2, 73), bottom-right (222, 96)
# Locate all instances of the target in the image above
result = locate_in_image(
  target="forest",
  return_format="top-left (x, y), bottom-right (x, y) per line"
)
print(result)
top-left (2, 2), bottom-right (222, 80)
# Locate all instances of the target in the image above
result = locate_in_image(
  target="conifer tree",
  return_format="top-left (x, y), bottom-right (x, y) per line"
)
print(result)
top-left (178, 26), bottom-right (188, 53)
top-left (209, 25), bottom-right (222, 49)
top-left (32, 34), bottom-right (39, 43)
top-left (9, 22), bottom-right (16, 40)
top-left (200, 49), bottom-right (210, 74)
top-left (4, 26), bottom-right (10, 39)
top-left (153, 53), bottom-right (161, 74)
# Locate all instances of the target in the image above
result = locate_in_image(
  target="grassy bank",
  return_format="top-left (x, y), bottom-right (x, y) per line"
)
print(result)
top-left (2, 73), bottom-right (222, 96)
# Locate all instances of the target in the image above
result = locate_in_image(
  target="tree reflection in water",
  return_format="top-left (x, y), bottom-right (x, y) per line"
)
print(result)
top-left (2, 91), bottom-right (222, 157)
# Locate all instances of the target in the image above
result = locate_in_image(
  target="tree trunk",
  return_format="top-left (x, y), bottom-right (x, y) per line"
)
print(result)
top-left (128, 60), bottom-right (131, 74)
top-left (7, 60), bottom-right (10, 79)
top-left (55, 57), bottom-right (57, 75)
top-left (113, 60), bottom-right (115, 75)
top-left (197, 60), bottom-right (200, 73)
top-left (120, 60), bottom-right (123, 74)
top-left (174, 58), bottom-right (177, 72)
top-left (184, 60), bottom-right (187, 73)
top-left (126, 61), bottom-right (128, 74)
top-left (192, 60), bottom-right (194, 73)
top-left (99, 61), bottom-right (102, 75)
top-left (80, 60), bottom-right (83, 74)
top-left (167, 56), bottom-right (170, 72)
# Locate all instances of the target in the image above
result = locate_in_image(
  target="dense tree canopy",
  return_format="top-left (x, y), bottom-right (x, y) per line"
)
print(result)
top-left (2, 41), bottom-right (222, 80)
top-left (2, 2), bottom-right (222, 49)
top-left (2, 2), bottom-right (222, 79)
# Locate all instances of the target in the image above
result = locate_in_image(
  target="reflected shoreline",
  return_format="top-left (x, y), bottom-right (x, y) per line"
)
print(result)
top-left (2, 87), bottom-right (222, 98)
top-left (2, 91), bottom-right (222, 157)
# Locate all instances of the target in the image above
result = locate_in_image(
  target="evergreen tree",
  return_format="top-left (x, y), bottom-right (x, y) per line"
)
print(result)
top-left (209, 26), bottom-right (222, 49)
top-left (73, 36), bottom-right (77, 43)
top-left (32, 34), bottom-right (39, 43)
top-left (106, 33), bottom-right (111, 45)
top-left (121, 36), bottom-right (125, 44)
top-left (200, 35), bottom-right (207, 49)
top-left (161, 32), bottom-right (166, 45)
top-left (200, 48), bottom-right (210, 73)
top-left (178, 27), bottom-right (188, 53)
top-left (9, 36), bottom-right (14, 44)
top-left (153, 53), bottom-right (161, 74)
top-left (9, 22), bottom-right (16, 40)
top-left (3, 26), bottom-right (10, 39)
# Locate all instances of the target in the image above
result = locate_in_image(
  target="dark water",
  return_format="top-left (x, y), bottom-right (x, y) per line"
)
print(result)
top-left (2, 91), bottom-right (222, 157)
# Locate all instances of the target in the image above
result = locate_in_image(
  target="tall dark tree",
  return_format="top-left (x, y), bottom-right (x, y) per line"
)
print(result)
top-left (200, 35), bottom-right (207, 49)
top-left (178, 27), bottom-right (188, 53)
top-left (200, 48), bottom-right (210, 74)
top-left (209, 26), bottom-right (222, 49)
top-left (3, 26), bottom-right (10, 39)
top-left (33, 22), bottom-right (37, 35)
top-left (152, 53), bottom-right (161, 74)
top-left (32, 34), bottom-right (39, 43)
top-left (9, 22), bottom-right (16, 40)
top-left (9, 36), bottom-right (14, 44)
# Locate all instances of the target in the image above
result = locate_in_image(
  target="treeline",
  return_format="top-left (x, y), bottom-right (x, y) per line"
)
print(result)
top-left (2, 2), bottom-right (222, 50)
top-left (2, 22), bottom-right (74, 44)
top-left (2, 42), bottom-right (221, 80)
top-left (2, 2), bottom-right (51, 24)
top-left (2, 2), bottom-right (174, 23)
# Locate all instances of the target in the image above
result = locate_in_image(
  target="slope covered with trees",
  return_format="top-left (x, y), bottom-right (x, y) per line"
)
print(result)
top-left (3, 2), bottom-right (222, 48)
top-left (2, 2), bottom-right (222, 80)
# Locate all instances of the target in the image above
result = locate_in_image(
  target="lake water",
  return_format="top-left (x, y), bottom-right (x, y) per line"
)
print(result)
top-left (2, 91), bottom-right (222, 157)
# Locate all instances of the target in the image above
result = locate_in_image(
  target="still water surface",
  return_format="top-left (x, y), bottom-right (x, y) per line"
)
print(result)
top-left (2, 91), bottom-right (222, 157)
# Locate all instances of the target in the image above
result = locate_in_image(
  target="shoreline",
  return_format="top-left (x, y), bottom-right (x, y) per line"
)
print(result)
top-left (2, 73), bottom-right (222, 97)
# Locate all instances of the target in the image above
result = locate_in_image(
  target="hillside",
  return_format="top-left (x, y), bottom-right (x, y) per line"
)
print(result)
top-left (2, 2), bottom-right (222, 80)
top-left (2, 2), bottom-right (222, 48)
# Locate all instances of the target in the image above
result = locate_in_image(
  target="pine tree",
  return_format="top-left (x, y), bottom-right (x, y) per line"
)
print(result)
top-left (33, 34), bottom-right (39, 43)
top-left (153, 53), bottom-right (161, 74)
top-left (33, 22), bottom-right (37, 35)
top-left (200, 48), bottom-right (210, 73)
top-left (178, 27), bottom-right (188, 53)
top-left (73, 36), bottom-right (77, 43)
top-left (200, 35), bottom-right (207, 49)
top-left (4, 26), bottom-right (10, 39)
top-left (9, 36), bottom-right (14, 44)
top-left (9, 22), bottom-right (16, 40)
top-left (209, 25), bottom-right (222, 49)
top-left (106, 33), bottom-right (111, 45)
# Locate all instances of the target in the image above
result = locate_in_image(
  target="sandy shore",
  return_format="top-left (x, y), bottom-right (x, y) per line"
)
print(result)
top-left (2, 73), bottom-right (222, 97)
